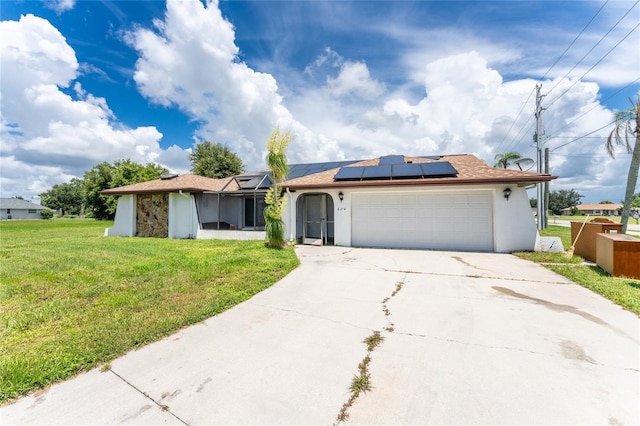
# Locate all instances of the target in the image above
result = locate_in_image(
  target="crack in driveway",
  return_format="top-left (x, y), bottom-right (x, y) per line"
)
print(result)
top-left (334, 275), bottom-right (407, 424)
top-left (108, 369), bottom-right (188, 425)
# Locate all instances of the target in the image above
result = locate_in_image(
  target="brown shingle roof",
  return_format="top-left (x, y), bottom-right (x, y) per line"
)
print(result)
top-left (100, 174), bottom-right (238, 195)
top-left (101, 154), bottom-right (555, 195)
top-left (282, 154), bottom-right (555, 189)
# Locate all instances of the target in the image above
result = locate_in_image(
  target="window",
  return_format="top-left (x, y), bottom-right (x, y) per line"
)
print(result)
top-left (244, 197), bottom-right (266, 228)
top-left (6, 209), bottom-right (10, 214)
top-left (28, 209), bottom-right (37, 214)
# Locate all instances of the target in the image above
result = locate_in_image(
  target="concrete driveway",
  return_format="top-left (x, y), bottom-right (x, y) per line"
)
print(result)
top-left (2, 246), bottom-right (639, 425)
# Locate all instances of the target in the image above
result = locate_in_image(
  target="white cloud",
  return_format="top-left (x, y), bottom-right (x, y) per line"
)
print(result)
top-left (304, 47), bottom-right (343, 76)
top-left (326, 61), bottom-right (385, 99)
top-left (124, 0), bottom-right (344, 169)
top-left (0, 14), bottom-right (179, 198)
top-left (44, 0), bottom-right (76, 14)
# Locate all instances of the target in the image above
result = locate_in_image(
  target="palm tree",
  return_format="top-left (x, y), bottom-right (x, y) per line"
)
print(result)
top-left (264, 128), bottom-right (293, 248)
top-left (493, 152), bottom-right (522, 168)
top-left (606, 94), bottom-right (640, 234)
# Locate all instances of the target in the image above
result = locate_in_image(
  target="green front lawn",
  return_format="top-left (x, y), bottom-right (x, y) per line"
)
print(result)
top-left (0, 219), bottom-right (299, 403)
top-left (514, 225), bottom-right (640, 316)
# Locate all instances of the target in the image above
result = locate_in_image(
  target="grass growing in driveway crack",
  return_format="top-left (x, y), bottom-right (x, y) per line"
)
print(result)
top-left (335, 333), bottom-right (381, 424)
top-left (363, 331), bottom-right (384, 351)
top-left (334, 277), bottom-right (406, 424)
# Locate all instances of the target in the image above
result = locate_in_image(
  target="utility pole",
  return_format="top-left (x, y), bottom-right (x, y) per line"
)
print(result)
top-left (535, 84), bottom-right (546, 230)
top-left (544, 147), bottom-right (549, 228)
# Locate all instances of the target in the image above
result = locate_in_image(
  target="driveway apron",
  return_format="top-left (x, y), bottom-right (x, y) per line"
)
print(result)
top-left (2, 246), bottom-right (639, 425)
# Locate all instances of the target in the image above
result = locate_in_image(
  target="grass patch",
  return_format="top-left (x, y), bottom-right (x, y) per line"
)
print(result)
top-left (514, 225), bottom-right (640, 316)
top-left (0, 219), bottom-right (299, 403)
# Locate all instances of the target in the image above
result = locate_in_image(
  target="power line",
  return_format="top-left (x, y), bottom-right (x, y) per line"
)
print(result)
top-left (545, 0), bottom-right (639, 100)
top-left (545, 76), bottom-right (640, 138)
top-left (540, 0), bottom-right (609, 82)
top-left (553, 152), bottom-right (631, 158)
top-left (502, 119), bottom-right (537, 155)
top-left (492, 87), bottom-right (536, 154)
top-left (492, 1), bottom-right (638, 161)
top-left (493, 2), bottom-right (610, 156)
top-left (546, 21), bottom-right (640, 108)
top-left (548, 136), bottom-right (605, 139)
top-left (550, 119), bottom-right (617, 151)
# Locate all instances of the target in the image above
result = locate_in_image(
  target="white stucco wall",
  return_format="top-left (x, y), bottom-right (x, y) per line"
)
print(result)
top-left (169, 193), bottom-right (198, 239)
top-left (1, 209), bottom-right (43, 220)
top-left (283, 184), bottom-right (539, 252)
top-left (493, 185), bottom-right (538, 252)
top-left (105, 195), bottom-right (136, 236)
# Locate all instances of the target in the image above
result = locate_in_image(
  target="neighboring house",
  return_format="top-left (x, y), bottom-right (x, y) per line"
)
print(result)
top-left (0, 198), bottom-right (48, 220)
top-left (562, 203), bottom-right (622, 216)
top-left (102, 154), bottom-right (555, 252)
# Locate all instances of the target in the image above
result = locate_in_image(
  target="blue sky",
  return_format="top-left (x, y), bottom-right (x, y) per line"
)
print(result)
top-left (1, 0), bottom-right (638, 203)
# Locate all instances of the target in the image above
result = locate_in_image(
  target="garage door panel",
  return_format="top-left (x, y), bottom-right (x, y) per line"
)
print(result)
top-left (351, 191), bottom-right (493, 251)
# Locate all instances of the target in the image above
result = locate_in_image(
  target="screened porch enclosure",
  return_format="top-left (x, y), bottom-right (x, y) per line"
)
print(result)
top-left (195, 173), bottom-right (271, 231)
top-left (196, 193), bottom-right (267, 230)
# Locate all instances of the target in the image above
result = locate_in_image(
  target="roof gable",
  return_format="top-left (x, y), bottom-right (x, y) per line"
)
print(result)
top-left (100, 174), bottom-right (235, 195)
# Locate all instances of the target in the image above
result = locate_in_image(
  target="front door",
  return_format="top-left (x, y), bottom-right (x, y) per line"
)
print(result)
top-left (301, 194), bottom-right (334, 245)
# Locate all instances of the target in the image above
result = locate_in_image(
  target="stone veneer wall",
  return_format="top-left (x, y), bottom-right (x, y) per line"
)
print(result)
top-left (136, 193), bottom-right (168, 238)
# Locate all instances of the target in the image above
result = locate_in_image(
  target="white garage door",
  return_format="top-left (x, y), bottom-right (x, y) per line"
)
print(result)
top-left (351, 191), bottom-right (493, 251)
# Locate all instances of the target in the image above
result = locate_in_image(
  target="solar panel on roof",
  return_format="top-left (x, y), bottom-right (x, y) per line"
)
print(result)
top-left (379, 155), bottom-right (405, 165)
top-left (322, 162), bottom-right (340, 169)
top-left (286, 170), bottom-right (307, 179)
top-left (286, 160), bottom-right (362, 180)
top-left (362, 165), bottom-right (392, 179)
top-left (334, 166), bottom-right (366, 180)
top-left (240, 175), bottom-right (271, 189)
top-left (391, 163), bottom-right (423, 179)
top-left (420, 162), bottom-right (458, 177)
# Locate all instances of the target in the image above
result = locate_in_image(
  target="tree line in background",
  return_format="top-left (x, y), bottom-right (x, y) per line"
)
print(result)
top-left (41, 160), bottom-right (168, 220)
top-left (530, 190), bottom-right (640, 216)
top-left (39, 143), bottom-right (244, 220)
